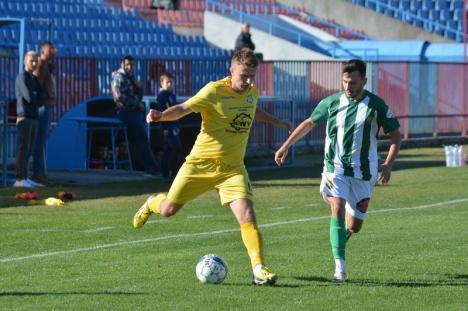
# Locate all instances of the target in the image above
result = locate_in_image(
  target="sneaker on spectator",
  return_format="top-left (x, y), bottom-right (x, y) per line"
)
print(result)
top-left (13, 179), bottom-right (34, 188)
top-left (27, 178), bottom-right (45, 187)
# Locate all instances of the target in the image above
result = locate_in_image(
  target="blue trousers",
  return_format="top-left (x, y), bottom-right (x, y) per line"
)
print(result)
top-left (33, 106), bottom-right (52, 177)
top-left (161, 133), bottom-right (182, 178)
top-left (117, 110), bottom-right (158, 172)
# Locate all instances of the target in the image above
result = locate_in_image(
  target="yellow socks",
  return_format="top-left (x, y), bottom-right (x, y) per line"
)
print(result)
top-left (240, 222), bottom-right (264, 268)
top-left (148, 193), bottom-right (167, 214)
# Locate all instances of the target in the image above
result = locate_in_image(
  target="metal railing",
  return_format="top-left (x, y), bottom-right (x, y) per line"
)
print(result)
top-left (1, 100), bottom-right (8, 187)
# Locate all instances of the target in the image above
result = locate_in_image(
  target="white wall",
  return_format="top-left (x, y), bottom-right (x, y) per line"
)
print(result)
top-left (203, 11), bottom-right (334, 61)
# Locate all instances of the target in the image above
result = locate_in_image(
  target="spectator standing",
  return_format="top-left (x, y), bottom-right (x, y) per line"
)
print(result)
top-left (14, 51), bottom-right (47, 188)
top-left (157, 72), bottom-right (182, 181)
top-left (31, 41), bottom-right (57, 187)
top-left (234, 23), bottom-right (255, 51)
top-left (111, 55), bottom-right (158, 175)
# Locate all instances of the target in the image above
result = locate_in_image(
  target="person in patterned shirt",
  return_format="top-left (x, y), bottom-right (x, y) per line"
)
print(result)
top-left (275, 59), bottom-right (401, 284)
top-left (111, 55), bottom-right (158, 174)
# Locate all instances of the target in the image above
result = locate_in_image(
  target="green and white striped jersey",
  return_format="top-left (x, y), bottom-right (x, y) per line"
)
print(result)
top-left (310, 90), bottom-right (400, 181)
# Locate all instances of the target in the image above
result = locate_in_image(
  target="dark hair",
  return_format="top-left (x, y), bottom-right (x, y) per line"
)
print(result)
top-left (121, 55), bottom-right (134, 63)
top-left (342, 59), bottom-right (366, 77)
top-left (39, 41), bottom-right (54, 51)
top-left (231, 48), bottom-right (258, 68)
top-left (159, 72), bottom-right (173, 83)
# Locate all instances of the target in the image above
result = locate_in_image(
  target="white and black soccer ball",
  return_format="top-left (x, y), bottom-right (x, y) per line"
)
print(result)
top-left (195, 254), bottom-right (228, 284)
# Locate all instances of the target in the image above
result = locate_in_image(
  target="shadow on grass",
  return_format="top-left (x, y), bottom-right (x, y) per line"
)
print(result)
top-left (0, 291), bottom-right (147, 296)
top-left (222, 282), bottom-right (302, 288)
top-left (452, 274), bottom-right (468, 280)
top-left (294, 275), bottom-right (468, 287)
top-left (252, 182), bottom-right (319, 188)
top-left (295, 276), bottom-right (330, 283)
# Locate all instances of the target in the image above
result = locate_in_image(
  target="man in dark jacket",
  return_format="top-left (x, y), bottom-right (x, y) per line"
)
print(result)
top-left (234, 23), bottom-right (255, 51)
top-left (111, 55), bottom-right (158, 175)
top-left (31, 41), bottom-right (57, 187)
top-left (14, 51), bottom-right (47, 188)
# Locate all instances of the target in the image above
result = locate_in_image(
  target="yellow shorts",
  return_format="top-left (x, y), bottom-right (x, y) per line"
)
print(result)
top-left (167, 157), bottom-right (253, 206)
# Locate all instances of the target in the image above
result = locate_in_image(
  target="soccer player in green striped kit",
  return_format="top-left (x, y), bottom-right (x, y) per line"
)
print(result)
top-left (275, 59), bottom-right (401, 283)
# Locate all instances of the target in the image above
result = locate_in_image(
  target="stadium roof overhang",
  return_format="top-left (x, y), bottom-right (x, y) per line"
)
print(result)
top-left (0, 17), bottom-right (25, 73)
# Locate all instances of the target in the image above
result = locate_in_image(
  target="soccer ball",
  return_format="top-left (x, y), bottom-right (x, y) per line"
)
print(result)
top-left (195, 254), bottom-right (228, 284)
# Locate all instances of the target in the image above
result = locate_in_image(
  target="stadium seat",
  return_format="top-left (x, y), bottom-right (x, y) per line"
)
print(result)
top-left (422, 0), bottom-right (434, 10)
top-left (453, 8), bottom-right (464, 21)
top-left (418, 9), bottom-right (429, 19)
top-left (435, 0), bottom-right (448, 10)
top-left (439, 9), bottom-right (452, 21)
top-left (410, 0), bottom-right (422, 10)
top-left (451, 0), bottom-right (463, 10)
top-left (428, 9), bottom-right (439, 21)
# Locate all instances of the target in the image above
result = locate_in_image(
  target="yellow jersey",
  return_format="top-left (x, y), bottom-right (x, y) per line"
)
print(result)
top-left (185, 76), bottom-right (259, 166)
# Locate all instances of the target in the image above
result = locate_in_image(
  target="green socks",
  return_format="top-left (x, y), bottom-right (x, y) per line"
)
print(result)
top-left (330, 217), bottom-right (346, 260)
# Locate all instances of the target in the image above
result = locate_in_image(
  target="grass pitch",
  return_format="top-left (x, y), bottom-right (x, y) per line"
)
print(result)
top-left (0, 147), bottom-right (467, 310)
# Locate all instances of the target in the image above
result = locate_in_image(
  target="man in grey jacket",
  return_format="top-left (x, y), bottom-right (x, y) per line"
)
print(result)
top-left (14, 51), bottom-right (47, 188)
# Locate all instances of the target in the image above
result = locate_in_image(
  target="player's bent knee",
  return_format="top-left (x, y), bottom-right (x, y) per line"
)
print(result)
top-left (159, 202), bottom-right (182, 217)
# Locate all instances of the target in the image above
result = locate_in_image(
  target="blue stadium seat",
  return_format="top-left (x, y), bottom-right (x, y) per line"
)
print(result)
top-left (445, 29), bottom-right (457, 40)
top-left (366, 1), bottom-right (376, 10)
top-left (411, 0), bottom-right (422, 10)
top-left (389, 0), bottom-right (399, 8)
top-left (428, 9), bottom-right (439, 21)
top-left (0, 0), bottom-right (228, 59)
top-left (439, 9), bottom-right (452, 21)
top-left (451, 0), bottom-right (463, 10)
top-left (446, 19), bottom-right (458, 29)
top-left (453, 8), bottom-right (464, 21)
top-left (424, 21), bottom-right (434, 32)
top-left (435, 0), bottom-right (448, 10)
top-left (418, 9), bottom-right (429, 19)
top-left (422, 0), bottom-right (434, 10)
top-left (401, 0), bottom-right (411, 9)
top-left (375, 2), bottom-right (385, 13)
top-left (404, 9), bottom-right (417, 22)
top-left (434, 24), bottom-right (444, 36)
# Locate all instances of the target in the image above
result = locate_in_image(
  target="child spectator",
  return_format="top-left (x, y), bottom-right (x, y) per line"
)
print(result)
top-left (157, 72), bottom-right (182, 181)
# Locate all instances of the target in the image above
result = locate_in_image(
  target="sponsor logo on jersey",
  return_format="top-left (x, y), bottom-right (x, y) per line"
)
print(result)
top-left (229, 113), bottom-right (252, 133)
top-left (246, 95), bottom-right (254, 104)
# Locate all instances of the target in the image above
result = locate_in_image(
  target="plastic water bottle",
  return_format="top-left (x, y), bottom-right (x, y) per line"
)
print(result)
top-left (459, 145), bottom-right (466, 167)
top-left (444, 145), bottom-right (454, 167)
top-left (453, 145), bottom-right (460, 167)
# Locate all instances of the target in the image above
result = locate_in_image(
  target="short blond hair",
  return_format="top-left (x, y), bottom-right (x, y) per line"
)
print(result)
top-left (24, 50), bottom-right (37, 59)
top-left (231, 48), bottom-right (258, 69)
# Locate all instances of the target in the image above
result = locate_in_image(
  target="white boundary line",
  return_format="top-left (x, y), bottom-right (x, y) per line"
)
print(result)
top-left (270, 206), bottom-right (292, 210)
top-left (83, 227), bottom-right (113, 233)
top-left (1, 198), bottom-right (467, 263)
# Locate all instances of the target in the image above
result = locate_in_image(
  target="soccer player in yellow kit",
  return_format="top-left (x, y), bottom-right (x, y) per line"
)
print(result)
top-left (133, 48), bottom-right (291, 285)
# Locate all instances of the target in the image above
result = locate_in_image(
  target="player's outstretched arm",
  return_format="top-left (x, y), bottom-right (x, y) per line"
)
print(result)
top-left (254, 108), bottom-right (292, 132)
top-left (146, 103), bottom-right (193, 123)
top-left (378, 129), bottom-right (401, 185)
top-left (275, 119), bottom-right (315, 166)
